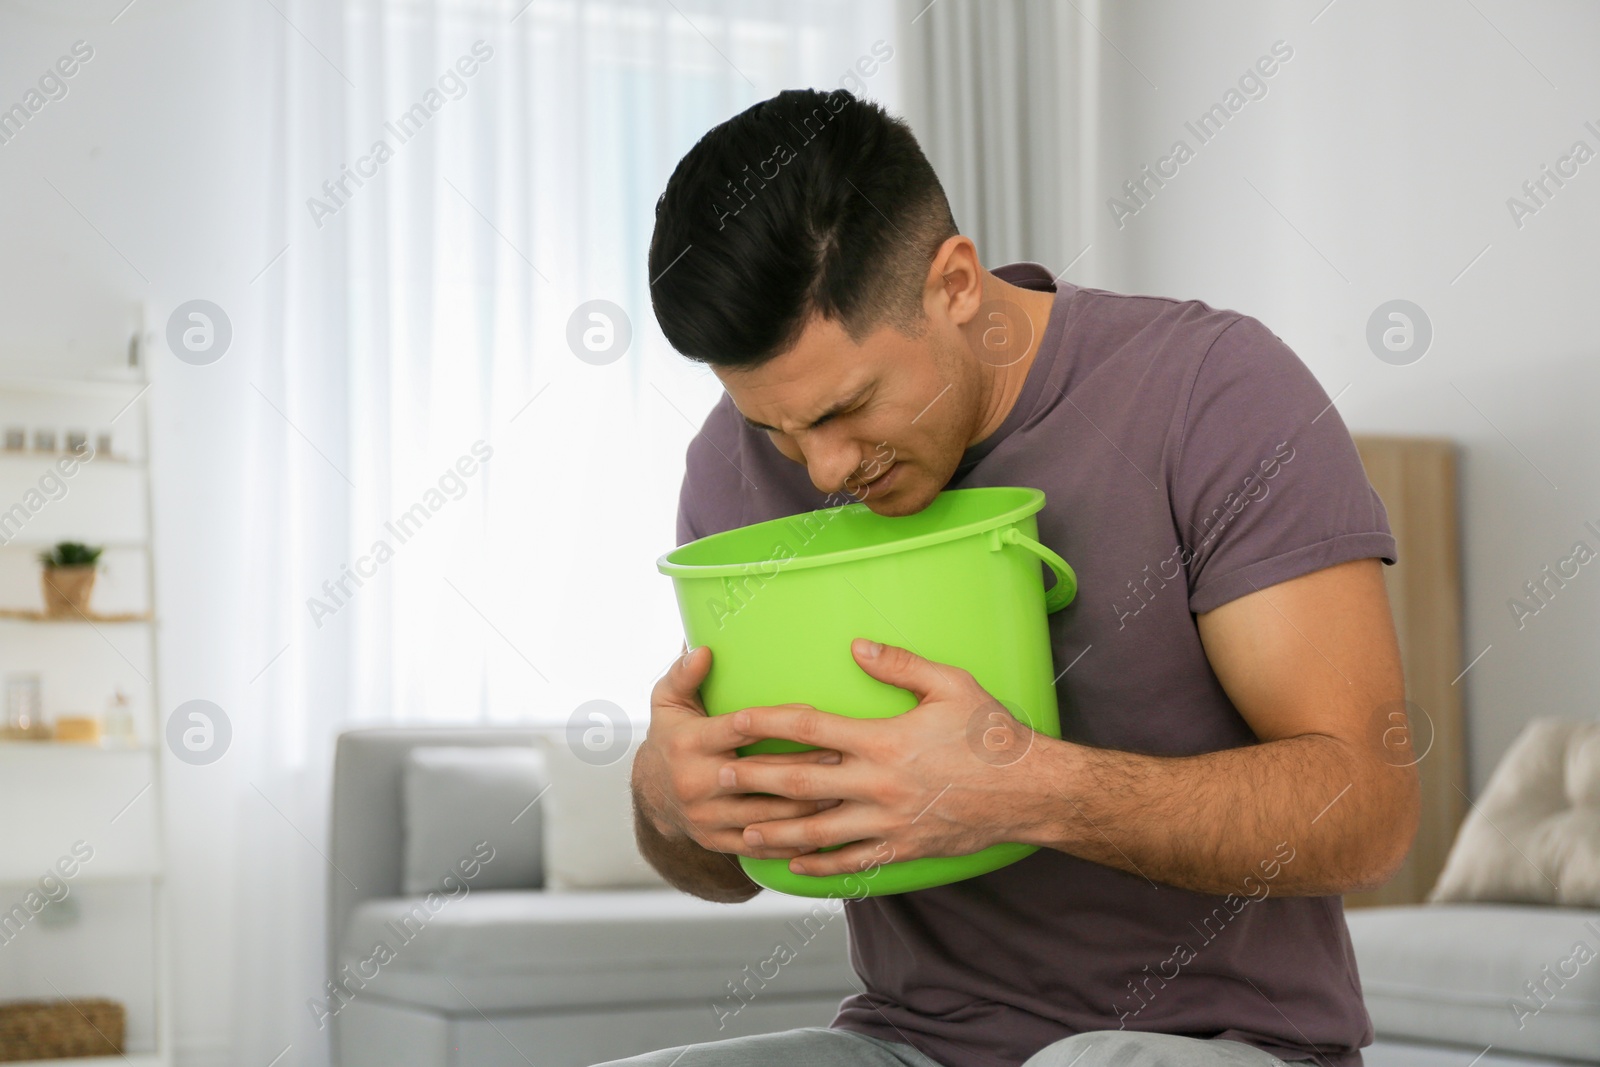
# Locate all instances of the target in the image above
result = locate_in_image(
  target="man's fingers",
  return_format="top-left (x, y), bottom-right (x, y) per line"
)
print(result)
top-left (787, 838), bottom-right (895, 879)
top-left (717, 755), bottom-right (861, 800)
top-left (673, 643), bottom-right (711, 691)
top-left (727, 704), bottom-right (863, 753)
top-left (700, 829), bottom-right (814, 860)
top-left (682, 793), bottom-right (840, 834)
top-left (695, 701), bottom-right (831, 753)
top-left (654, 643), bottom-right (712, 712)
top-left (742, 809), bottom-right (861, 852)
top-left (680, 796), bottom-right (842, 859)
top-left (735, 749), bottom-right (843, 766)
top-left (721, 795), bottom-right (839, 826)
top-left (850, 638), bottom-right (965, 704)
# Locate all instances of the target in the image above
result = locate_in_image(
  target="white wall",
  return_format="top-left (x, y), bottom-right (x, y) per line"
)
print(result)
top-left (1, 1), bottom-right (273, 1062)
top-left (1089, 0), bottom-right (1600, 789)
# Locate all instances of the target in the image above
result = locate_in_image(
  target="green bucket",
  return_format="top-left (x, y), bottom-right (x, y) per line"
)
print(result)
top-left (656, 486), bottom-right (1077, 898)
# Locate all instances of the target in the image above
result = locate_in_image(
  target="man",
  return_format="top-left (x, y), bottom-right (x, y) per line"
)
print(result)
top-left (619, 88), bottom-right (1418, 1067)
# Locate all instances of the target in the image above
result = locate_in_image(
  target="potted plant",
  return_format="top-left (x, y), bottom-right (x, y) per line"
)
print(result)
top-left (38, 542), bottom-right (104, 617)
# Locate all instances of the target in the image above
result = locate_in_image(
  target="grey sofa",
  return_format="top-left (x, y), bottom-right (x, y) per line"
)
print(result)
top-left (1348, 904), bottom-right (1600, 1066)
top-left (327, 728), bottom-right (857, 1067)
top-left (329, 728), bottom-right (1600, 1067)
top-left (1349, 716), bottom-right (1600, 1066)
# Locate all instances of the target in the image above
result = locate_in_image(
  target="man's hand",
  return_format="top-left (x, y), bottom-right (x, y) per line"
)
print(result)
top-left (635, 643), bottom-right (845, 862)
top-left (716, 638), bottom-right (1035, 878)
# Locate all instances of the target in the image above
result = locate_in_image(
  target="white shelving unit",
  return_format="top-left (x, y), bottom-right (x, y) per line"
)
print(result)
top-left (0, 352), bottom-right (171, 1065)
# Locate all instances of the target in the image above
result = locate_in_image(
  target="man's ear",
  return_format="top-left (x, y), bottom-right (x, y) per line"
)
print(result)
top-left (925, 235), bottom-right (984, 328)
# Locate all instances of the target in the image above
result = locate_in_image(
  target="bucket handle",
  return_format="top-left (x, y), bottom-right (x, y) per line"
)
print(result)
top-left (998, 528), bottom-right (1078, 613)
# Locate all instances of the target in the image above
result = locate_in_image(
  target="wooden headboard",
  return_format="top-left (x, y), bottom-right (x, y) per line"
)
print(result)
top-left (1344, 436), bottom-right (1469, 908)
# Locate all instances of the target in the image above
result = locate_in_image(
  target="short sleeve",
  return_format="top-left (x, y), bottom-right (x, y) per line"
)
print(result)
top-left (676, 429), bottom-right (715, 547)
top-left (675, 478), bottom-right (703, 547)
top-left (675, 394), bottom-right (748, 548)
top-left (1173, 316), bottom-right (1397, 615)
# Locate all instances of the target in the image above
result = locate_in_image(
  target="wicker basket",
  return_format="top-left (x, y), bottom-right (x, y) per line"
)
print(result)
top-left (0, 999), bottom-right (124, 1061)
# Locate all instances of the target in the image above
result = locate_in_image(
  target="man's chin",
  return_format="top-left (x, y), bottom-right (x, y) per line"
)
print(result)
top-left (858, 478), bottom-right (935, 517)
top-left (865, 498), bottom-right (928, 517)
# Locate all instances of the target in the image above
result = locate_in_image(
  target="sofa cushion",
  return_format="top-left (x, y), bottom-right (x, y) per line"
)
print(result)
top-left (1347, 903), bottom-right (1600, 1061)
top-left (1366, 1038), bottom-right (1600, 1067)
top-left (402, 745), bottom-right (547, 894)
top-left (539, 735), bottom-right (668, 890)
top-left (1431, 718), bottom-right (1600, 907)
top-left (337, 887), bottom-right (855, 1015)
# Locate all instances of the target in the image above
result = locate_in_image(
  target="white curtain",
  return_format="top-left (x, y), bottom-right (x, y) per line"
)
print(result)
top-left (896, 0), bottom-right (1098, 275)
top-left (230, 2), bottom-right (897, 1063)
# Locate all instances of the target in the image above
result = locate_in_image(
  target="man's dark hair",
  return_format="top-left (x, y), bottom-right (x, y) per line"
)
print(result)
top-left (648, 88), bottom-right (959, 369)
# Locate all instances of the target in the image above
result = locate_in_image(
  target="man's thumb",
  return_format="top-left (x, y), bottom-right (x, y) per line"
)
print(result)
top-left (851, 638), bottom-right (942, 700)
top-left (671, 643), bottom-right (712, 693)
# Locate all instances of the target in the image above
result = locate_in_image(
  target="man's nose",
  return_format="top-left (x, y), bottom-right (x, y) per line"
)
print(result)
top-left (801, 437), bottom-right (865, 498)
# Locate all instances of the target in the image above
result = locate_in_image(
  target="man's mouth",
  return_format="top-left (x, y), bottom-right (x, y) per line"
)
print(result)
top-left (856, 462), bottom-right (899, 498)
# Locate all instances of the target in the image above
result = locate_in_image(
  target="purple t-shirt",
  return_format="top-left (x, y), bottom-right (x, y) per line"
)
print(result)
top-left (674, 261), bottom-right (1397, 1067)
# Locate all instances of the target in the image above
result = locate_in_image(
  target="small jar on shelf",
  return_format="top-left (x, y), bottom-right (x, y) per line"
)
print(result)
top-left (2, 672), bottom-right (50, 741)
top-left (104, 687), bottom-right (137, 747)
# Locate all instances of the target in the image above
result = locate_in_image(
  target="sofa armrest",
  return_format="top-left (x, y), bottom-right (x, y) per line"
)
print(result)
top-left (327, 727), bottom-right (552, 978)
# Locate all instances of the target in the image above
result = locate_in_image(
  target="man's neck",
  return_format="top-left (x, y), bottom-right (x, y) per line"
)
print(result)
top-left (967, 273), bottom-right (1056, 448)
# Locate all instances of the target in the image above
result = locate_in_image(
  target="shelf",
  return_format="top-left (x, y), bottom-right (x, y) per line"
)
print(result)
top-left (0, 870), bottom-right (162, 887)
top-left (0, 542), bottom-right (148, 552)
top-left (0, 333), bottom-right (166, 1067)
top-left (0, 373), bottom-right (149, 397)
top-left (0, 610), bottom-right (152, 623)
top-left (0, 741), bottom-right (154, 756)
top-left (0, 452), bottom-right (142, 466)
top-left (0, 1053), bottom-right (164, 1067)
top-left (0, 741), bottom-right (151, 753)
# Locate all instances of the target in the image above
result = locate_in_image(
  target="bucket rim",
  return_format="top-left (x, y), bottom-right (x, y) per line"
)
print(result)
top-left (656, 486), bottom-right (1046, 578)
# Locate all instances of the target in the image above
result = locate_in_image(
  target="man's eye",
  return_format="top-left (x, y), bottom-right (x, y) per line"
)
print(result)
top-left (815, 401), bottom-right (866, 429)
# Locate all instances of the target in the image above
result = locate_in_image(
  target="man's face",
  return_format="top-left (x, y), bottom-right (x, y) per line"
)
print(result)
top-left (714, 310), bottom-right (977, 517)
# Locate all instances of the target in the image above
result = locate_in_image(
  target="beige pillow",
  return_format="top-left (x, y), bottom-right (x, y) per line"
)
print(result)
top-left (1430, 717), bottom-right (1600, 906)
top-left (539, 734), bottom-right (670, 891)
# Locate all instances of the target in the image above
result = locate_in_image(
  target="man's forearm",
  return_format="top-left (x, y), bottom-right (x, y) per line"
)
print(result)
top-left (631, 790), bottom-right (761, 903)
top-left (1015, 732), bottom-right (1419, 897)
